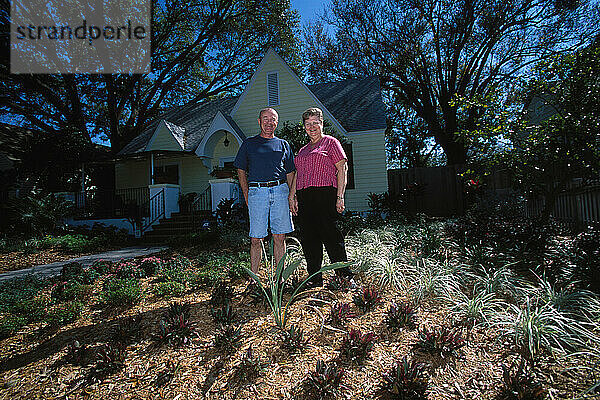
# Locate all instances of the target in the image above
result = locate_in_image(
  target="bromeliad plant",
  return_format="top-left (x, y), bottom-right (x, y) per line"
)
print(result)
top-left (156, 302), bottom-right (196, 347)
top-left (244, 238), bottom-right (350, 329)
top-left (414, 325), bottom-right (465, 359)
top-left (353, 285), bottom-right (382, 313)
top-left (498, 360), bottom-right (547, 400)
top-left (339, 328), bottom-right (377, 365)
top-left (378, 356), bottom-right (428, 400)
top-left (303, 360), bottom-right (346, 400)
top-left (211, 302), bottom-right (237, 325)
top-left (386, 301), bottom-right (417, 331)
top-left (329, 302), bottom-right (353, 326)
top-left (280, 324), bottom-right (308, 353)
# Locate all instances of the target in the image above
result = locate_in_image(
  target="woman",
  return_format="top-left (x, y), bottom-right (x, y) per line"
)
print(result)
top-left (289, 107), bottom-right (353, 287)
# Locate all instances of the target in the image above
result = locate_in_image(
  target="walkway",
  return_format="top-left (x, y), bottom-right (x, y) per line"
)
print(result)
top-left (0, 246), bottom-right (168, 281)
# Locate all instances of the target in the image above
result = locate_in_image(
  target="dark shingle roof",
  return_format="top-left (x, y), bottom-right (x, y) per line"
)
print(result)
top-left (308, 76), bottom-right (387, 132)
top-left (118, 97), bottom-right (238, 155)
top-left (118, 77), bottom-right (386, 155)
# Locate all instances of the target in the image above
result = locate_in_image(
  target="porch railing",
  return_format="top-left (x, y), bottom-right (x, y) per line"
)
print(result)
top-left (191, 186), bottom-right (212, 231)
top-left (141, 188), bottom-right (165, 233)
top-left (75, 187), bottom-right (150, 219)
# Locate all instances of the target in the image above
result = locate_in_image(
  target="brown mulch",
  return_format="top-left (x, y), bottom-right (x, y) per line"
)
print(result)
top-left (0, 249), bottom-right (91, 274)
top-left (0, 267), bottom-right (594, 399)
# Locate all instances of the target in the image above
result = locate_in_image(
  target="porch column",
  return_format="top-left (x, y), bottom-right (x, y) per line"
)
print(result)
top-left (150, 152), bottom-right (155, 185)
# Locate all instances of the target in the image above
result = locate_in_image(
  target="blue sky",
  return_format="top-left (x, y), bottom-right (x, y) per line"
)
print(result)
top-left (290, 0), bottom-right (325, 27)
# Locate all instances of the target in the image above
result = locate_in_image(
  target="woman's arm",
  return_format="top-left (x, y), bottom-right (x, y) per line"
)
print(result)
top-left (334, 159), bottom-right (348, 213)
top-left (288, 171), bottom-right (298, 216)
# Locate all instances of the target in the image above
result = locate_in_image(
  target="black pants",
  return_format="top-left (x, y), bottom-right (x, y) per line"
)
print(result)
top-left (296, 186), bottom-right (351, 284)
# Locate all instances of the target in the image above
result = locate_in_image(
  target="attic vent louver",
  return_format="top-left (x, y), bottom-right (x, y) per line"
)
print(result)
top-left (267, 72), bottom-right (279, 106)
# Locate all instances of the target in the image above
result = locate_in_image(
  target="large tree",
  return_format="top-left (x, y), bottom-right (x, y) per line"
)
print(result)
top-left (303, 0), bottom-right (600, 165)
top-left (0, 0), bottom-right (302, 153)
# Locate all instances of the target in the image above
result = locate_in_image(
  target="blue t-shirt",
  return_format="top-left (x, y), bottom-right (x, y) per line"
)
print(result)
top-left (233, 135), bottom-right (295, 182)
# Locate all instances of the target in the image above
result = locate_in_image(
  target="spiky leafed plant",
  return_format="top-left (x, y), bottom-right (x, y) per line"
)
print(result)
top-left (304, 360), bottom-right (346, 400)
top-left (244, 237), bottom-right (350, 329)
top-left (386, 301), bottom-right (417, 331)
top-left (214, 323), bottom-right (243, 353)
top-left (326, 275), bottom-right (352, 291)
top-left (209, 281), bottom-right (234, 307)
top-left (156, 302), bottom-right (196, 347)
top-left (210, 302), bottom-right (237, 325)
top-left (234, 345), bottom-right (261, 383)
top-left (339, 328), bottom-right (377, 365)
top-left (447, 291), bottom-right (501, 331)
top-left (280, 324), bottom-right (308, 353)
top-left (111, 315), bottom-right (143, 346)
top-left (329, 302), bottom-right (353, 326)
top-left (91, 342), bottom-right (127, 379)
top-left (497, 361), bottom-right (547, 400)
top-left (353, 285), bottom-right (382, 313)
top-left (378, 356), bottom-right (428, 399)
top-left (414, 326), bottom-right (465, 359)
top-left (65, 340), bottom-right (92, 366)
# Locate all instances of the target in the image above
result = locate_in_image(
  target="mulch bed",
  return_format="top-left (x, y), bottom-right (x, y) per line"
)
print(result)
top-left (0, 265), bottom-right (592, 399)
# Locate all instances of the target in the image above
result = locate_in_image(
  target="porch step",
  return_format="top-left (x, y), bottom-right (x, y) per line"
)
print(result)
top-left (142, 211), bottom-right (215, 242)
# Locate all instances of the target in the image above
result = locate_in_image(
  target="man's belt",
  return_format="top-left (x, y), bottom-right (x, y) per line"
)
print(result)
top-left (248, 179), bottom-right (286, 188)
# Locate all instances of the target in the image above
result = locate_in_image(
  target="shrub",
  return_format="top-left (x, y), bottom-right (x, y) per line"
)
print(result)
top-left (414, 326), bottom-right (465, 359)
top-left (112, 261), bottom-right (144, 280)
top-left (13, 296), bottom-right (50, 323)
top-left (189, 267), bottom-right (224, 288)
top-left (90, 259), bottom-right (114, 276)
top-left (51, 281), bottom-right (92, 303)
top-left (0, 314), bottom-right (27, 338)
top-left (339, 328), bottom-right (376, 365)
top-left (45, 301), bottom-right (84, 326)
top-left (386, 301), bottom-right (417, 331)
top-left (0, 275), bottom-right (47, 314)
top-left (303, 360), bottom-right (346, 400)
top-left (60, 262), bottom-right (84, 281)
top-left (353, 286), bottom-right (382, 313)
top-left (101, 278), bottom-right (142, 307)
top-left (139, 256), bottom-right (163, 277)
top-left (378, 356), bottom-right (428, 400)
top-left (153, 281), bottom-right (186, 298)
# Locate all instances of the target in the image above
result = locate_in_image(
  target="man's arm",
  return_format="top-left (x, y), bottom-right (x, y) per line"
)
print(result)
top-left (287, 171), bottom-right (298, 215)
top-left (238, 169), bottom-right (249, 205)
top-left (335, 159), bottom-right (348, 214)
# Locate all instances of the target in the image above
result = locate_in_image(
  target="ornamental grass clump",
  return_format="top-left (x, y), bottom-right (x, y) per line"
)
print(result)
top-left (303, 360), bottom-right (346, 400)
top-left (414, 325), bottom-right (465, 359)
top-left (244, 238), bottom-right (350, 329)
top-left (385, 301), bottom-right (417, 331)
top-left (353, 285), bottom-right (382, 313)
top-left (280, 325), bottom-right (308, 353)
top-left (447, 291), bottom-right (501, 330)
top-left (377, 356), bottom-right (428, 400)
top-left (329, 302), bottom-right (353, 326)
top-left (339, 328), bottom-right (377, 364)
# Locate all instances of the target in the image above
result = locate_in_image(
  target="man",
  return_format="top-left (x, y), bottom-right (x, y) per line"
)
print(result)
top-left (234, 108), bottom-right (295, 273)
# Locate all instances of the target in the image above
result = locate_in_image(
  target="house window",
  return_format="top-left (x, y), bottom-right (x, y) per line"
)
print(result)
top-left (342, 143), bottom-right (355, 189)
top-left (154, 164), bottom-right (179, 185)
top-left (267, 72), bottom-right (279, 106)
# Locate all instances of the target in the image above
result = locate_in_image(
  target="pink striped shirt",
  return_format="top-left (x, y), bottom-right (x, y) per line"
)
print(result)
top-left (294, 135), bottom-right (347, 190)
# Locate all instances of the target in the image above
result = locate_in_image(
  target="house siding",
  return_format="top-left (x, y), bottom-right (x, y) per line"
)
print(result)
top-left (115, 159), bottom-right (150, 190)
top-left (181, 155), bottom-right (210, 195)
top-left (232, 54), bottom-right (344, 138)
top-left (345, 130), bottom-right (388, 211)
top-left (212, 136), bottom-right (239, 168)
top-left (147, 125), bottom-right (182, 152)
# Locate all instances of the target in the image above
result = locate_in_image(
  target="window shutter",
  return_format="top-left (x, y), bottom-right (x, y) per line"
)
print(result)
top-left (267, 72), bottom-right (279, 106)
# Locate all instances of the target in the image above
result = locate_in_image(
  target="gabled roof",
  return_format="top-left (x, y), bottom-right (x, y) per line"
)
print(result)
top-left (118, 77), bottom-right (386, 156)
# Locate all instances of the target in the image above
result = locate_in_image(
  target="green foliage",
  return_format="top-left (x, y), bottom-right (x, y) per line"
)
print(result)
top-left (210, 302), bottom-right (237, 325)
top-left (339, 328), bottom-right (377, 365)
top-left (276, 120), bottom-right (346, 154)
top-left (447, 291), bottom-right (502, 330)
top-left (7, 193), bottom-right (73, 236)
top-left (385, 301), bottom-right (417, 331)
top-left (414, 326), bottom-right (465, 359)
top-left (378, 356), bottom-right (428, 400)
top-left (0, 314), bottom-right (27, 338)
top-left (214, 324), bottom-right (243, 353)
top-left (13, 296), bottom-right (50, 323)
top-left (303, 360), bottom-right (346, 400)
top-left (570, 228), bottom-right (600, 293)
top-left (45, 301), bottom-right (84, 326)
top-left (153, 281), bottom-right (186, 298)
top-left (244, 238), bottom-right (350, 329)
top-left (497, 361), bottom-right (547, 400)
top-left (101, 278), bottom-right (142, 307)
top-left (353, 285), bottom-right (382, 313)
top-left (139, 256), bottom-right (163, 277)
top-left (90, 259), bottom-right (114, 275)
top-left (112, 261), bottom-right (144, 280)
top-left (329, 302), bottom-right (353, 326)
top-left (51, 281), bottom-right (92, 303)
top-left (0, 275), bottom-right (47, 314)
top-left (156, 302), bottom-right (196, 347)
top-left (209, 281), bottom-right (234, 307)
top-left (280, 325), bottom-right (307, 353)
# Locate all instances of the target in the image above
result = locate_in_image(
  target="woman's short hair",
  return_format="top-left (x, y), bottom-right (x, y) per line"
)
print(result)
top-left (302, 107), bottom-right (323, 124)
